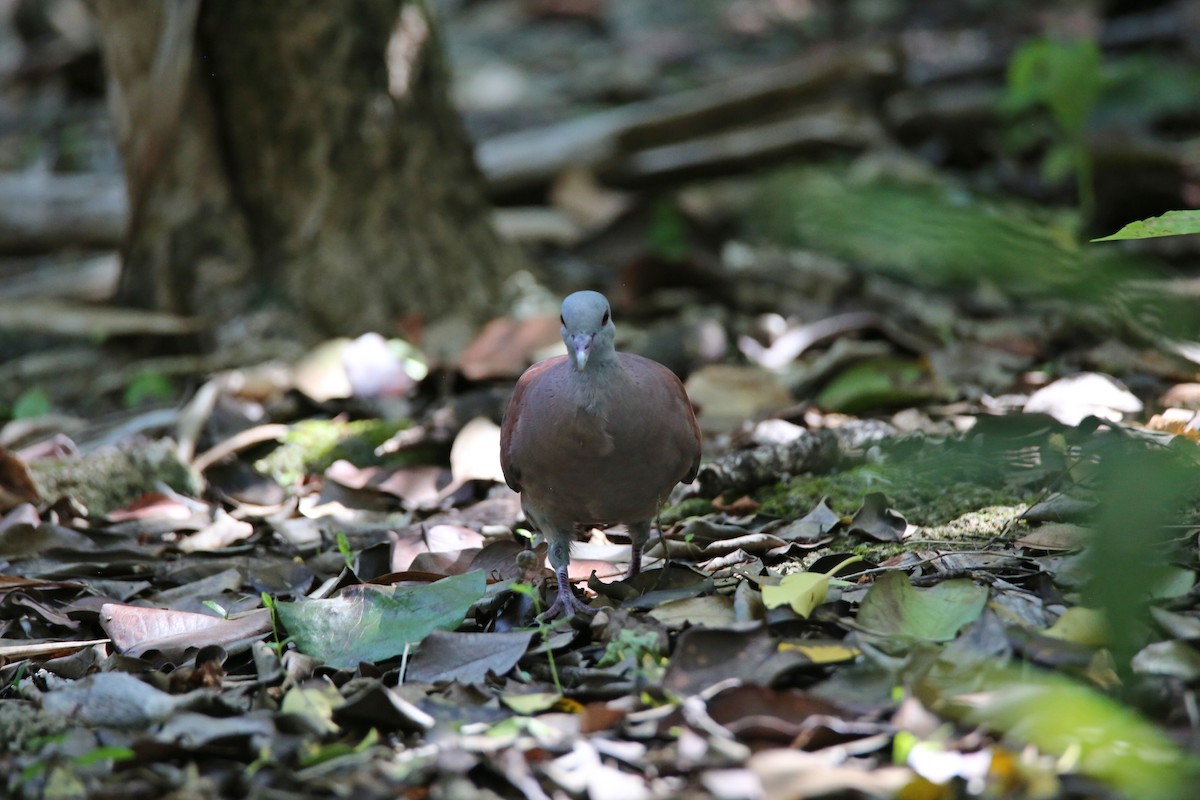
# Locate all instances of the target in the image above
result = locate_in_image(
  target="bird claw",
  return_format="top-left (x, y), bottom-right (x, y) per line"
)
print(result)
top-left (538, 583), bottom-right (597, 622)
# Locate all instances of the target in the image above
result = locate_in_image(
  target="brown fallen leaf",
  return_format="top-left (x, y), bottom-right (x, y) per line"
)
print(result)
top-left (0, 447), bottom-right (40, 512)
top-left (459, 314), bottom-right (562, 381)
top-left (106, 490), bottom-right (197, 522)
top-left (390, 523), bottom-right (485, 572)
top-left (101, 603), bottom-right (271, 661)
top-left (705, 685), bottom-right (855, 750)
top-left (711, 494), bottom-right (761, 514)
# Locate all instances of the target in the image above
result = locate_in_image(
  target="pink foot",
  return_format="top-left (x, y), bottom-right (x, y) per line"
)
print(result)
top-left (539, 568), bottom-right (596, 621)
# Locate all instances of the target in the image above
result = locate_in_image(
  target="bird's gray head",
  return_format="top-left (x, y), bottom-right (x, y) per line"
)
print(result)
top-left (560, 290), bottom-right (615, 371)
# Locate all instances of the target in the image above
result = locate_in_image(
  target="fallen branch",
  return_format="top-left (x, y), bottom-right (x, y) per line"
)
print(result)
top-left (476, 44), bottom-right (897, 195)
top-left (0, 174), bottom-right (127, 252)
top-left (696, 419), bottom-right (898, 499)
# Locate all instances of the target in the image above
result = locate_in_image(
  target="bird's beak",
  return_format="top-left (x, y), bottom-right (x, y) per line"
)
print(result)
top-left (570, 333), bottom-right (592, 371)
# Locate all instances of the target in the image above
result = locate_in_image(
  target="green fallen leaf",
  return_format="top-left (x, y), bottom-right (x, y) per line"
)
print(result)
top-left (944, 665), bottom-right (1196, 800)
top-left (856, 571), bottom-right (987, 642)
top-left (73, 746), bottom-right (136, 767)
top-left (281, 682), bottom-right (344, 735)
top-left (762, 555), bottom-right (862, 618)
top-left (1043, 607), bottom-right (1108, 646)
top-left (297, 728), bottom-right (379, 769)
top-left (763, 572), bottom-right (829, 618)
top-left (815, 357), bottom-right (935, 414)
top-left (276, 571), bottom-right (485, 669)
top-left (501, 692), bottom-right (561, 715)
top-left (1092, 209), bottom-right (1200, 241)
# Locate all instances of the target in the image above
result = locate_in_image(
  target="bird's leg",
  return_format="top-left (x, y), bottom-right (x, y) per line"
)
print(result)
top-left (626, 519), bottom-right (652, 580)
top-left (539, 533), bottom-right (596, 621)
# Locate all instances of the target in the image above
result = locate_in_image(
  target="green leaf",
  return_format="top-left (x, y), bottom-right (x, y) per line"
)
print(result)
top-left (856, 571), bottom-right (987, 642)
top-left (1092, 209), bottom-right (1200, 241)
top-left (944, 665), bottom-right (1196, 800)
top-left (1004, 38), bottom-right (1100, 136)
top-left (649, 200), bottom-right (688, 261)
top-left (281, 682), bottom-right (343, 734)
top-left (763, 572), bottom-right (832, 618)
top-left (12, 387), bottom-right (51, 419)
top-left (1080, 442), bottom-right (1196, 672)
top-left (1040, 141), bottom-right (1077, 184)
top-left (297, 729), bottom-right (380, 768)
top-left (72, 746), bottom-right (136, 767)
top-left (123, 370), bottom-right (174, 407)
top-left (501, 692), bottom-right (561, 715)
top-left (276, 571), bottom-right (485, 668)
top-left (1043, 606), bottom-right (1108, 646)
top-left (814, 357), bottom-right (933, 414)
top-left (762, 556), bottom-right (862, 618)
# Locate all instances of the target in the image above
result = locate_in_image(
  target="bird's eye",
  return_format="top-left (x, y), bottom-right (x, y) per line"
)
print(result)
top-left (602, 310), bottom-right (610, 325)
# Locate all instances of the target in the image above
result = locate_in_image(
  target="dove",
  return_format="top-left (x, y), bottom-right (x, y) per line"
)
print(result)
top-left (500, 291), bottom-right (702, 619)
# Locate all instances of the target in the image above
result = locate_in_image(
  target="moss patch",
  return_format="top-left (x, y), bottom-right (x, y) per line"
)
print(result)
top-left (756, 463), bottom-right (1031, 528)
top-left (255, 418), bottom-right (419, 487)
top-left (919, 505), bottom-right (1029, 541)
top-left (31, 439), bottom-right (199, 517)
top-left (660, 497), bottom-right (713, 526)
top-left (0, 701), bottom-right (71, 754)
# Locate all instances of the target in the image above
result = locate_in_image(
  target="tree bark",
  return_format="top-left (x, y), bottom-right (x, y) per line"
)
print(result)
top-left (90, 0), bottom-right (526, 344)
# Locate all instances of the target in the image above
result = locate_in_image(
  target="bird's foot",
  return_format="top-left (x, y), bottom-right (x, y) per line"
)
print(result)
top-left (538, 576), bottom-right (596, 622)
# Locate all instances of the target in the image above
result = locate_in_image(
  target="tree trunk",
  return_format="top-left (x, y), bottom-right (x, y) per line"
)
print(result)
top-left (90, 0), bottom-right (526, 344)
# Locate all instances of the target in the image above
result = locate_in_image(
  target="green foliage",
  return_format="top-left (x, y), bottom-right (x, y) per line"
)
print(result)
top-left (748, 167), bottom-right (1154, 302)
top-left (923, 658), bottom-right (1196, 800)
top-left (1093, 209), bottom-right (1200, 241)
top-left (336, 531), bottom-right (354, 570)
top-left (597, 628), bottom-right (668, 685)
top-left (11, 387), bottom-right (51, 419)
top-left (1005, 38), bottom-right (1101, 140)
top-left (201, 599), bottom-right (229, 618)
top-left (814, 356), bottom-right (937, 414)
top-left (1003, 37), bottom-right (1101, 221)
top-left (261, 592), bottom-right (293, 657)
top-left (598, 628), bottom-right (664, 668)
top-left (296, 729), bottom-right (379, 769)
top-left (123, 370), bottom-right (175, 407)
top-left (1097, 53), bottom-right (1200, 126)
top-left (1081, 440), bottom-right (1200, 673)
top-left (648, 199), bottom-right (688, 261)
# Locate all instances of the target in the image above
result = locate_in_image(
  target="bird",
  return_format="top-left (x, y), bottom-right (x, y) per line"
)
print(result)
top-left (500, 290), bottom-right (702, 620)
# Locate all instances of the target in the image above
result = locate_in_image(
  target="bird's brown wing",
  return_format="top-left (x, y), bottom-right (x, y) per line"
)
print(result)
top-left (622, 354), bottom-right (702, 485)
top-left (500, 356), bottom-right (562, 493)
top-left (669, 370), bottom-right (703, 483)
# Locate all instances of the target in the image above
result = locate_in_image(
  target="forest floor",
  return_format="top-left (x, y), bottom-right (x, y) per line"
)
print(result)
top-left (2, 1), bottom-right (1200, 798)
